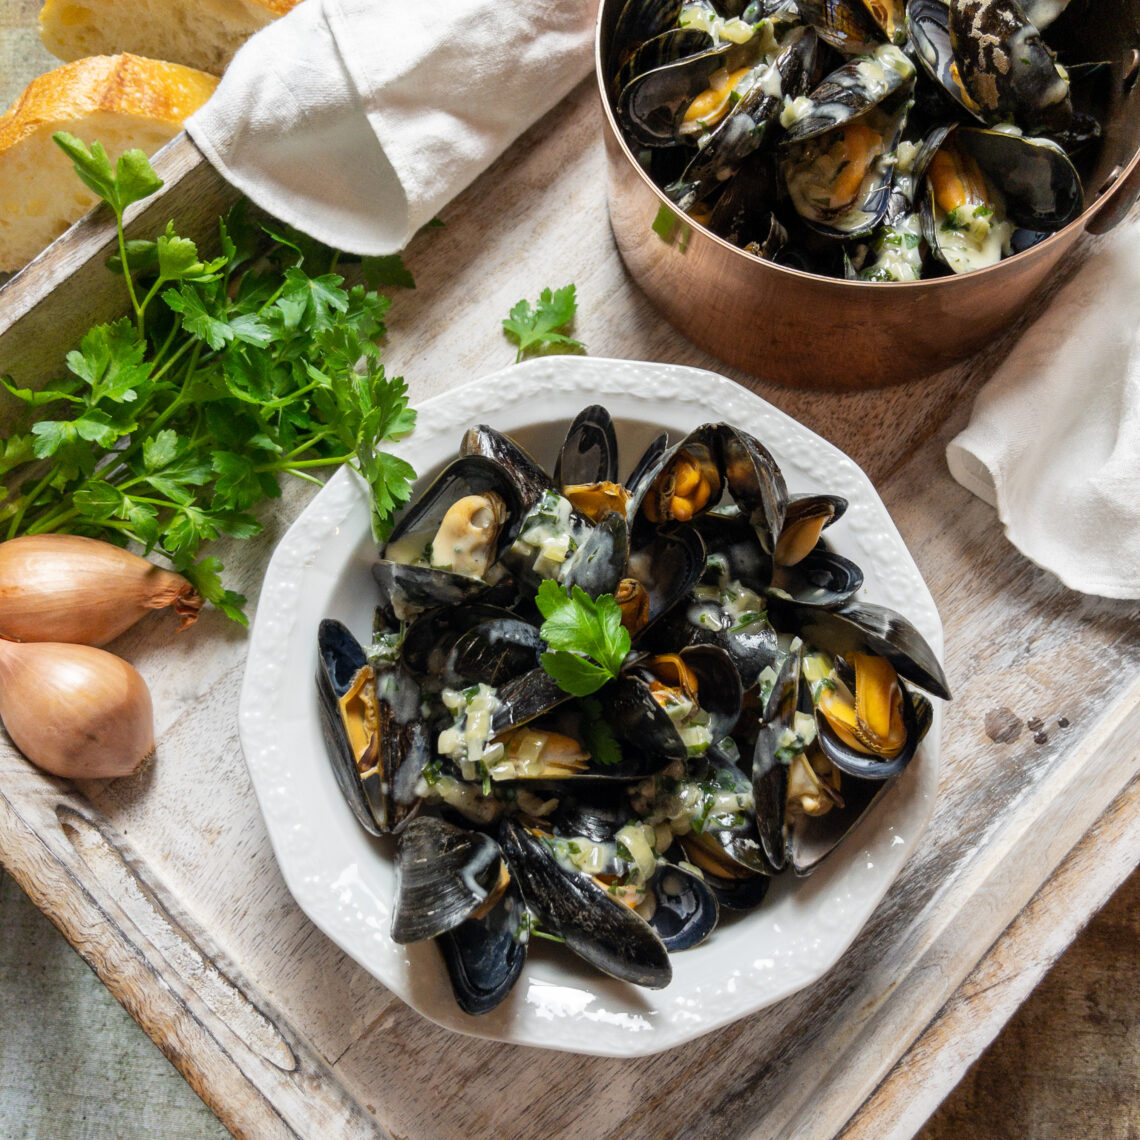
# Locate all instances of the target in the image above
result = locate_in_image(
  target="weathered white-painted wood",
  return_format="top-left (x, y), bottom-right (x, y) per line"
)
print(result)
top-left (0, 73), bottom-right (1137, 1140)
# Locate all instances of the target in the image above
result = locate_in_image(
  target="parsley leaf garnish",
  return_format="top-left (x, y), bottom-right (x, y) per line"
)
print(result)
top-left (0, 135), bottom-right (419, 622)
top-left (535, 580), bottom-right (630, 697)
top-left (502, 284), bottom-right (585, 363)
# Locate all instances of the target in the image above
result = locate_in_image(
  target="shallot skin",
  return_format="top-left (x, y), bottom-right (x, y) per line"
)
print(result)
top-left (0, 534), bottom-right (202, 646)
top-left (0, 639), bottom-right (155, 778)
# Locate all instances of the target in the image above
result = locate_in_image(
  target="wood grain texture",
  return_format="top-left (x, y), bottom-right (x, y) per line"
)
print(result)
top-left (0, 72), bottom-right (1138, 1140)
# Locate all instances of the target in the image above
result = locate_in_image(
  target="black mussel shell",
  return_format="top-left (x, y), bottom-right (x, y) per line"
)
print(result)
top-left (786, 768), bottom-right (886, 876)
top-left (767, 598), bottom-right (952, 700)
top-left (608, 0), bottom-right (685, 79)
top-left (632, 423), bottom-right (724, 531)
top-left (946, 0), bottom-right (1072, 133)
top-left (460, 425), bottom-right (553, 511)
top-left (769, 548), bottom-right (864, 609)
top-left (489, 667), bottom-right (573, 736)
top-left (561, 510), bottom-right (629, 598)
top-left (448, 618), bottom-right (544, 687)
top-left (625, 431), bottom-right (669, 500)
top-left (775, 493), bottom-right (848, 566)
top-left (694, 512), bottom-right (774, 591)
top-left (641, 860), bottom-right (720, 950)
top-left (751, 641), bottom-right (803, 872)
top-left (391, 816), bottom-right (506, 944)
top-left (438, 877), bottom-right (528, 1016)
top-left (796, 0), bottom-right (884, 53)
top-left (549, 789), bottom-right (630, 841)
top-left (815, 675), bottom-right (927, 779)
top-left (716, 424), bottom-right (788, 554)
top-left (627, 525), bottom-right (707, 637)
top-left (676, 27), bottom-right (819, 199)
top-left (317, 619), bottom-right (426, 837)
top-left (401, 603), bottom-right (524, 678)
top-left (500, 819), bottom-right (672, 988)
top-left (554, 406), bottom-right (620, 489)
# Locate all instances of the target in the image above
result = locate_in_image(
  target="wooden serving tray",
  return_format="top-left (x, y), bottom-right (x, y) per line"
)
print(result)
top-left (1, 83), bottom-right (1138, 1139)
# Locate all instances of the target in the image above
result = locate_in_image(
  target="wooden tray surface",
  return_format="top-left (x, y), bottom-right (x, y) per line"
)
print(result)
top-left (1, 80), bottom-right (1138, 1139)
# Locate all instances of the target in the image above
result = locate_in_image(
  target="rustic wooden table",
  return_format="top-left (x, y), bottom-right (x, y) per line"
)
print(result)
top-left (0, 69), bottom-right (1138, 1139)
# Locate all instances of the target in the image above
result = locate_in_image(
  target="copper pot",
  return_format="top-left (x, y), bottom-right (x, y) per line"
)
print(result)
top-left (597, 2), bottom-right (1140, 390)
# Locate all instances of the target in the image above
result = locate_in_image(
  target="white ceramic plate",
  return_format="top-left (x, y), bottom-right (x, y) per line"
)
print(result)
top-left (238, 356), bottom-right (943, 1057)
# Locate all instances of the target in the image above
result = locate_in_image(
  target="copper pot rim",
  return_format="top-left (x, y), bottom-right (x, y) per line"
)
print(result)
top-left (593, 3), bottom-right (1140, 293)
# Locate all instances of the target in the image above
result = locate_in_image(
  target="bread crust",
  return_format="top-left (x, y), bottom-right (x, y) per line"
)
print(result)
top-left (39, 0), bottom-right (304, 75)
top-left (0, 54), bottom-right (217, 271)
top-left (0, 54), bottom-right (218, 155)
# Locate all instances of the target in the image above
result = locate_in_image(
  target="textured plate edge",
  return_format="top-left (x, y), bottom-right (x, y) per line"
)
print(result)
top-left (237, 356), bottom-right (944, 1058)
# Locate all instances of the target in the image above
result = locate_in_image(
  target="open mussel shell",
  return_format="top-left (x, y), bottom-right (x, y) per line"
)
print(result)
top-left (780, 44), bottom-right (915, 146)
top-left (767, 598), bottom-right (952, 700)
top-left (796, 0), bottom-right (885, 52)
top-left (400, 602), bottom-right (524, 678)
top-left (632, 422), bottom-right (725, 530)
top-left (916, 124), bottom-right (1083, 274)
top-left (374, 455), bottom-right (525, 619)
top-left (716, 424), bottom-right (788, 554)
top-left (391, 816), bottom-right (507, 944)
top-left (460, 425), bottom-right (553, 511)
top-left (613, 25), bottom-right (714, 107)
top-left (627, 524), bottom-right (707, 638)
top-left (693, 512), bottom-right (774, 592)
top-left (608, 0), bottom-right (685, 78)
top-left (946, 0), bottom-right (1071, 133)
top-left (905, 0), bottom-right (985, 121)
top-left (500, 819), bottom-right (672, 988)
top-left (316, 619), bottom-right (426, 837)
top-left (774, 493), bottom-right (848, 566)
top-left (769, 547), bottom-right (864, 609)
top-left (616, 643), bottom-right (744, 765)
top-left (489, 667), bottom-right (574, 738)
top-left (554, 404), bottom-right (620, 489)
top-left (784, 82), bottom-right (915, 238)
top-left (438, 876), bottom-right (528, 1016)
top-left (617, 39), bottom-right (746, 147)
top-left (641, 860), bottom-right (720, 950)
top-left (786, 770), bottom-right (888, 875)
top-left (624, 431), bottom-right (669, 502)
top-left (814, 675), bottom-right (928, 779)
top-left (751, 640), bottom-right (803, 872)
top-left (675, 27), bottom-right (819, 198)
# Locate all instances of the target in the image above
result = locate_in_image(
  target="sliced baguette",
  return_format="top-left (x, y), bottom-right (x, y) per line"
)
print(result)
top-left (0, 53), bottom-right (217, 273)
top-left (39, 0), bottom-right (303, 77)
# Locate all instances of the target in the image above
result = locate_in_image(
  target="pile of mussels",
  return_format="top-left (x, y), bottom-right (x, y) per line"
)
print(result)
top-left (317, 408), bottom-right (952, 1014)
top-left (607, 0), bottom-right (1102, 278)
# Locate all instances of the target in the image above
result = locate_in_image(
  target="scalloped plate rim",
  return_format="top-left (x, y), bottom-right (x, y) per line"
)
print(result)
top-left (237, 355), bottom-right (943, 1058)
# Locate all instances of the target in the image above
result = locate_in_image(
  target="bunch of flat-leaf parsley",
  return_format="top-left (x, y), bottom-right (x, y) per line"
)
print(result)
top-left (0, 135), bottom-right (418, 622)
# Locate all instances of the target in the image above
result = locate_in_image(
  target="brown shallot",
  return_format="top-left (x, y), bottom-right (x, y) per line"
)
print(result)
top-left (0, 637), bottom-right (155, 778)
top-left (0, 534), bottom-right (202, 646)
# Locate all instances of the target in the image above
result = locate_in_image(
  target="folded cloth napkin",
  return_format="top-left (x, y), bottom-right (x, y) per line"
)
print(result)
top-left (945, 216), bottom-right (1140, 600)
top-left (186, 0), bottom-right (596, 255)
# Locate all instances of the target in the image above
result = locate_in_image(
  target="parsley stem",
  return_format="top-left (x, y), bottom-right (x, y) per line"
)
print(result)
top-left (4, 467), bottom-right (56, 540)
top-left (114, 210), bottom-right (144, 334)
top-left (255, 453), bottom-right (352, 473)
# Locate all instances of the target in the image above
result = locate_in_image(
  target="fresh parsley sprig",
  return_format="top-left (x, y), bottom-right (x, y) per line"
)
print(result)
top-left (502, 284), bottom-right (585, 363)
top-left (535, 579), bottom-right (630, 697)
top-left (0, 134), bottom-right (418, 623)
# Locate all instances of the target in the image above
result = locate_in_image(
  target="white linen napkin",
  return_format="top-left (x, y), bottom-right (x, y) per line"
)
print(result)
top-left (185, 0), bottom-right (596, 255)
top-left (945, 217), bottom-right (1140, 600)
